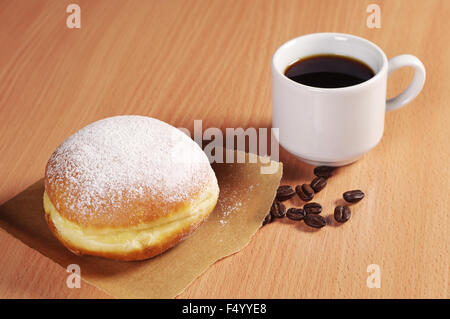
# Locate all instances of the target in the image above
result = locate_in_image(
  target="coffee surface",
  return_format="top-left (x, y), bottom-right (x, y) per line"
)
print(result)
top-left (284, 54), bottom-right (375, 88)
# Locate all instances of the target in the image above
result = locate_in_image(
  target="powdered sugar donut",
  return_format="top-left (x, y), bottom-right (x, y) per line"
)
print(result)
top-left (44, 115), bottom-right (219, 261)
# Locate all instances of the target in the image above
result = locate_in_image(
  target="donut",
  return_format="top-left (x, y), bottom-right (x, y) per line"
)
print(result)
top-left (44, 115), bottom-right (219, 261)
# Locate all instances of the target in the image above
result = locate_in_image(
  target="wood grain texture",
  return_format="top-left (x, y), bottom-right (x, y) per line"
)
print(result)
top-left (0, 0), bottom-right (448, 298)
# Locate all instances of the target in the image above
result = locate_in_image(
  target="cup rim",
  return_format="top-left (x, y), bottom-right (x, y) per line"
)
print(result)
top-left (272, 32), bottom-right (388, 92)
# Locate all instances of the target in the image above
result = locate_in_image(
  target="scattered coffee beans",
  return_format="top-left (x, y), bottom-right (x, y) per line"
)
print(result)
top-left (270, 200), bottom-right (286, 218)
top-left (286, 208), bottom-right (306, 220)
top-left (343, 190), bottom-right (365, 203)
top-left (296, 184), bottom-right (314, 202)
top-left (313, 166), bottom-right (334, 179)
top-left (310, 177), bottom-right (327, 192)
top-left (276, 185), bottom-right (296, 201)
top-left (304, 202), bottom-right (322, 214)
top-left (334, 205), bottom-right (351, 223)
top-left (263, 166), bottom-right (364, 229)
top-left (262, 213), bottom-right (272, 225)
top-left (304, 214), bottom-right (326, 228)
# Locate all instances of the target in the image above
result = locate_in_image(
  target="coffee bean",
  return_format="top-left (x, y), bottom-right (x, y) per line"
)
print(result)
top-left (276, 185), bottom-right (296, 201)
top-left (270, 200), bottom-right (286, 218)
top-left (310, 177), bottom-right (327, 192)
top-left (262, 213), bottom-right (272, 226)
top-left (270, 201), bottom-right (278, 217)
top-left (313, 166), bottom-right (335, 179)
top-left (304, 214), bottom-right (326, 228)
top-left (334, 205), bottom-right (351, 223)
top-left (304, 202), bottom-right (322, 214)
top-left (302, 184), bottom-right (314, 197)
top-left (295, 184), bottom-right (314, 202)
top-left (343, 190), bottom-right (365, 203)
top-left (286, 208), bottom-right (306, 221)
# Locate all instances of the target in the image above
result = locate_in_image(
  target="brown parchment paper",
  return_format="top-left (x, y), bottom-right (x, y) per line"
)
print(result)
top-left (0, 151), bottom-right (282, 298)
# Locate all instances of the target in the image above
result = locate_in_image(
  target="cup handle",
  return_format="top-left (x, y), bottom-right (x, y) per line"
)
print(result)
top-left (386, 54), bottom-right (426, 111)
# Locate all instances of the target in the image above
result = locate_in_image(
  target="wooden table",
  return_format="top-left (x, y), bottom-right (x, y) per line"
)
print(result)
top-left (0, 0), bottom-right (448, 298)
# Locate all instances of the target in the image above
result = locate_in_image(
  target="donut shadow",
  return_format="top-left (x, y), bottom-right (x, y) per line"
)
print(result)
top-left (0, 179), bottom-right (150, 277)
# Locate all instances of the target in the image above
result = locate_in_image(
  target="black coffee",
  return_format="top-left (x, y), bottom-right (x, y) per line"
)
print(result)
top-left (284, 54), bottom-right (375, 88)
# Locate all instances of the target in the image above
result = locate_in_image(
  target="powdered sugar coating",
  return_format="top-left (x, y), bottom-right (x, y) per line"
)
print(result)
top-left (45, 115), bottom-right (216, 226)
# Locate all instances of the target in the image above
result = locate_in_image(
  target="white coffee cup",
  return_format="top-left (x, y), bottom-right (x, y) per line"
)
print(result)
top-left (272, 33), bottom-right (425, 166)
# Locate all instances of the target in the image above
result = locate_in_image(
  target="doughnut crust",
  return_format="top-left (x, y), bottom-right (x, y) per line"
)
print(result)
top-left (44, 116), bottom-right (219, 261)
